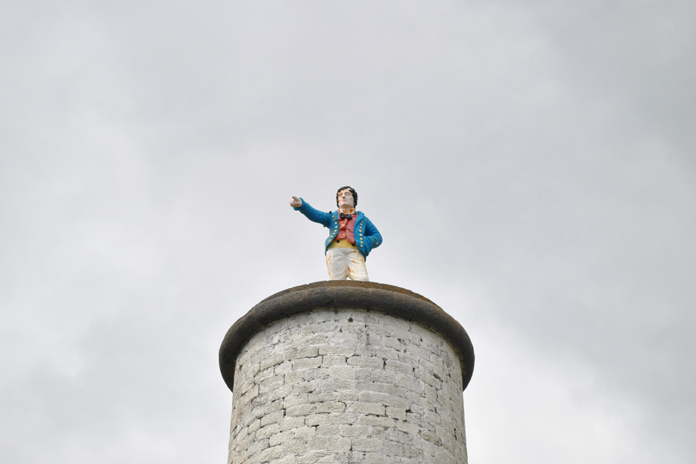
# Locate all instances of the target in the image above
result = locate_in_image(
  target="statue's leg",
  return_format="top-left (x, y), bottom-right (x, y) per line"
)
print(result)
top-left (346, 250), bottom-right (369, 282)
top-left (326, 248), bottom-right (349, 280)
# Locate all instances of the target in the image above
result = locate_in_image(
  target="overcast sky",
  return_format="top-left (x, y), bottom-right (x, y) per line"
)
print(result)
top-left (1, 1), bottom-right (695, 463)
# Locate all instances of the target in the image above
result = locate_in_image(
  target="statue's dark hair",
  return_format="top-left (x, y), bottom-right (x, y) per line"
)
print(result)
top-left (336, 186), bottom-right (358, 207)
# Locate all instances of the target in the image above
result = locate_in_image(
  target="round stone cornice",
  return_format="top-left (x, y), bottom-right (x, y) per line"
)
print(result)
top-left (219, 280), bottom-right (475, 392)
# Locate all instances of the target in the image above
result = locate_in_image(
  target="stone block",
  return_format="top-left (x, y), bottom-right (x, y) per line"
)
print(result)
top-left (259, 445), bottom-right (284, 461)
top-left (315, 402), bottom-right (346, 414)
top-left (279, 416), bottom-right (305, 431)
top-left (346, 402), bottom-right (385, 416)
top-left (260, 410), bottom-right (284, 427)
top-left (293, 425), bottom-right (317, 440)
top-left (356, 415), bottom-right (395, 428)
top-left (304, 414), bottom-right (331, 427)
top-left (346, 356), bottom-right (383, 369)
top-left (286, 404), bottom-right (315, 417)
top-left (275, 361), bottom-right (293, 375)
top-left (322, 355), bottom-right (347, 365)
top-left (396, 421), bottom-right (418, 435)
top-left (283, 394), bottom-right (308, 408)
top-left (359, 391), bottom-right (409, 409)
top-left (385, 407), bottom-right (407, 421)
top-left (256, 423), bottom-right (279, 440)
top-left (352, 438), bottom-right (381, 452)
top-left (338, 424), bottom-right (370, 437)
top-left (260, 353), bottom-right (285, 372)
top-left (293, 357), bottom-right (323, 370)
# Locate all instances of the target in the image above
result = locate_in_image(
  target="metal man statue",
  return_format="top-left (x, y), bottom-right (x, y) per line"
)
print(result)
top-left (290, 186), bottom-right (382, 281)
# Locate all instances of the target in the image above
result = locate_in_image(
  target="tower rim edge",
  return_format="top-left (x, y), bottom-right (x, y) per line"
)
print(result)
top-left (219, 280), bottom-right (475, 392)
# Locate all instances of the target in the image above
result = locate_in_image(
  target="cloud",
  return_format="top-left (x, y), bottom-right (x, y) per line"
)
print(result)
top-left (1, 1), bottom-right (694, 463)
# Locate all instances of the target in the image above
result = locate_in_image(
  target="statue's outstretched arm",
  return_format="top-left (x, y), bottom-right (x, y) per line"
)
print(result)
top-left (290, 197), bottom-right (331, 228)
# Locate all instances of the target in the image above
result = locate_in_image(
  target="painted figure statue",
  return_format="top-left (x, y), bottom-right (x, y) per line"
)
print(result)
top-left (290, 186), bottom-right (382, 281)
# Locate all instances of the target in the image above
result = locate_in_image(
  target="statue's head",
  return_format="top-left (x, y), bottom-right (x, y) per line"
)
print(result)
top-left (336, 186), bottom-right (358, 208)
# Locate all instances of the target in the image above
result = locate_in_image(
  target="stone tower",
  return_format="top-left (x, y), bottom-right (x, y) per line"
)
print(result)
top-left (219, 281), bottom-right (475, 464)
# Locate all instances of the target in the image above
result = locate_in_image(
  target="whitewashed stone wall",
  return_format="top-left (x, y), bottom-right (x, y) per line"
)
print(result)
top-left (228, 309), bottom-right (467, 464)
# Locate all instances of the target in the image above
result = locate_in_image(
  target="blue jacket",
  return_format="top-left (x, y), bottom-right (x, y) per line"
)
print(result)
top-left (294, 199), bottom-right (382, 259)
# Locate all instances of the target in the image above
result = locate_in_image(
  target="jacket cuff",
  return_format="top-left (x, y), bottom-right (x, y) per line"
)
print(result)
top-left (293, 197), bottom-right (305, 211)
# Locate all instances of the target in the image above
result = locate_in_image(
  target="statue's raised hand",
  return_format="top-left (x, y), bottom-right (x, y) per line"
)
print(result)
top-left (289, 196), bottom-right (303, 208)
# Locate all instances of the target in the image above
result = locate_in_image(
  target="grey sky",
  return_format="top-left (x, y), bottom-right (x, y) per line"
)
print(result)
top-left (1, 1), bottom-right (694, 463)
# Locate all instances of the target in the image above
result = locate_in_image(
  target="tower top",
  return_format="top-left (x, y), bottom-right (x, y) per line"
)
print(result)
top-left (219, 280), bottom-right (475, 392)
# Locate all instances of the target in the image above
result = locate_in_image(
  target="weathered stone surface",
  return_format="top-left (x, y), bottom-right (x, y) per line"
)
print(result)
top-left (226, 308), bottom-right (470, 464)
top-left (220, 281), bottom-right (474, 393)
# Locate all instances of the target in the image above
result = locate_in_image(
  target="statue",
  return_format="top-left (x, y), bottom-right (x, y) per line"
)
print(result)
top-left (290, 186), bottom-right (382, 281)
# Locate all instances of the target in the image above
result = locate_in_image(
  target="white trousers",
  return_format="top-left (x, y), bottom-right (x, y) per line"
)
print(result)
top-left (326, 247), bottom-right (369, 281)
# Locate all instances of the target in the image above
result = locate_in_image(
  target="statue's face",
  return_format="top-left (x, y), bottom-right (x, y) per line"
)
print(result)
top-left (337, 189), bottom-right (354, 209)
